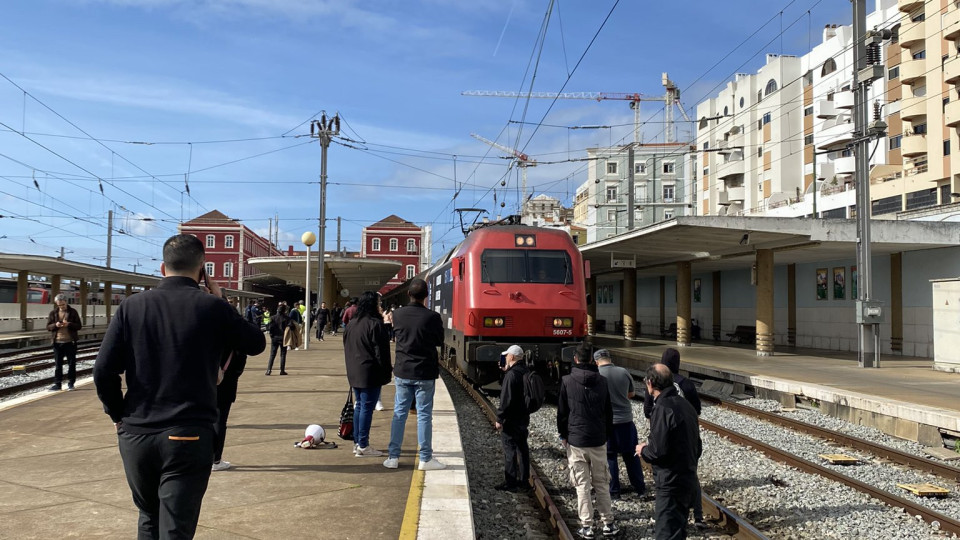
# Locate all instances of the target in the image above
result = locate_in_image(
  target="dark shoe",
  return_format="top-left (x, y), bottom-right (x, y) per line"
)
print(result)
top-left (48, 384), bottom-right (62, 391)
top-left (67, 384), bottom-right (75, 391)
top-left (576, 526), bottom-right (595, 539)
top-left (494, 482), bottom-right (518, 492)
top-left (279, 372), bottom-right (288, 375)
top-left (265, 371), bottom-right (271, 375)
top-left (601, 522), bottom-right (620, 537)
top-left (694, 520), bottom-right (708, 530)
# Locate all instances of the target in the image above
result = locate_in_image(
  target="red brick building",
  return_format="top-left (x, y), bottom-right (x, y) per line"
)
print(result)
top-left (179, 210), bottom-right (283, 290)
top-left (361, 215), bottom-right (432, 294)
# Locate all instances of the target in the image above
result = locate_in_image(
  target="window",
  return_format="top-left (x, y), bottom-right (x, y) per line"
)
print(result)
top-left (757, 90), bottom-right (762, 103)
top-left (479, 249), bottom-right (573, 284)
top-left (606, 162), bottom-right (618, 175)
top-left (372, 238), bottom-right (381, 251)
top-left (821, 57), bottom-right (837, 76)
top-left (702, 142), bottom-right (709, 150)
top-left (634, 162), bottom-right (646, 174)
top-left (406, 238), bottom-right (417, 252)
top-left (914, 123), bottom-right (927, 135)
top-left (723, 106), bottom-right (729, 116)
top-left (607, 209), bottom-right (617, 222)
top-left (911, 12), bottom-right (925, 22)
top-left (406, 265), bottom-right (416, 280)
top-left (764, 79), bottom-right (778, 96)
top-left (802, 70), bottom-right (814, 87)
top-left (888, 66), bottom-right (899, 79)
top-left (224, 235), bottom-right (234, 249)
top-left (205, 262), bottom-right (215, 277)
top-left (662, 162), bottom-right (675, 174)
top-left (223, 262), bottom-right (233, 278)
top-left (945, 139), bottom-right (951, 156)
top-left (762, 112), bottom-right (772, 125)
top-left (663, 185), bottom-right (675, 202)
top-left (758, 145), bottom-right (763, 158)
top-left (889, 135), bottom-right (902, 149)
top-left (703, 168), bottom-right (709, 176)
top-left (664, 210), bottom-right (674, 220)
top-left (804, 106), bottom-right (813, 116)
top-left (912, 50), bottom-right (926, 60)
top-left (206, 235), bottom-right (215, 248)
top-left (739, 96), bottom-right (745, 108)
top-left (606, 186), bottom-right (618, 202)
top-left (804, 134), bottom-right (814, 145)
top-left (389, 238), bottom-right (398, 251)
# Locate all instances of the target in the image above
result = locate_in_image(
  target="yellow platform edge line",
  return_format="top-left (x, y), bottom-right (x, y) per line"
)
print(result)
top-left (399, 460), bottom-right (425, 540)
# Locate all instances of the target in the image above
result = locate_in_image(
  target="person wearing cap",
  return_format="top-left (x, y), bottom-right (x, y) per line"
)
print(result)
top-left (494, 344), bottom-right (531, 492)
top-left (595, 348), bottom-right (646, 500)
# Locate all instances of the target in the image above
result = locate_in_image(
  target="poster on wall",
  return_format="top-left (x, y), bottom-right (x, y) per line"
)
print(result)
top-left (833, 267), bottom-right (846, 300)
top-left (851, 266), bottom-right (858, 299)
top-left (816, 268), bottom-right (828, 300)
top-left (693, 279), bottom-right (702, 303)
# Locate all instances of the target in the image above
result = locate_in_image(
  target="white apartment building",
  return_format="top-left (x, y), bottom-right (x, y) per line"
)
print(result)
top-left (575, 144), bottom-right (696, 242)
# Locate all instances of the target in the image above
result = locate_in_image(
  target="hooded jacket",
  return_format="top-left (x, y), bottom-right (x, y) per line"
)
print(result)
top-left (640, 385), bottom-right (702, 492)
top-left (343, 314), bottom-right (393, 388)
top-left (557, 362), bottom-right (613, 448)
top-left (644, 348), bottom-right (701, 419)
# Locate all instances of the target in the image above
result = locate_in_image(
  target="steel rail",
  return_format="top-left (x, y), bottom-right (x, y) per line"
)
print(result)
top-left (700, 417), bottom-right (960, 537)
top-left (702, 395), bottom-right (960, 482)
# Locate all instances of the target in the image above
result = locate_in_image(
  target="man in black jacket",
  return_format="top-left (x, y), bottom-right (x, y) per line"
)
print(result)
top-left (45, 293), bottom-right (82, 391)
top-left (384, 278), bottom-right (445, 471)
top-left (94, 234), bottom-right (266, 539)
top-left (494, 344), bottom-right (530, 492)
top-left (637, 364), bottom-right (702, 540)
top-left (557, 343), bottom-right (617, 539)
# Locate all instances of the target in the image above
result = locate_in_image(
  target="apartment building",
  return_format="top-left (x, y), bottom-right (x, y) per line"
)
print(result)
top-left (576, 144), bottom-right (696, 242)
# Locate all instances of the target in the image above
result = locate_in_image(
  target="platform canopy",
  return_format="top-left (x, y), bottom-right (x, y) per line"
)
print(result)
top-left (581, 216), bottom-right (960, 277)
top-left (0, 253), bottom-right (161, 287)
top-left (247, 255), bottom-right (402, 297)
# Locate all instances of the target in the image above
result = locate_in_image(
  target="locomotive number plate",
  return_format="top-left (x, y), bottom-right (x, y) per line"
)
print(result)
top-left (552, 329), bottom-right (573, 336)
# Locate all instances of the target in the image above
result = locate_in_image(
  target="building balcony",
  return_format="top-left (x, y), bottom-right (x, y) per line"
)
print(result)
top-left (900, 96), bottom-right (927, 121)
top-left (719, 186), bottom-right (746, 206)
top-left (945, 8), bottom-right (960, 40)
top-left (899, 19), bottom-right (926, 48)
top-left (817, 120), bottom-right (855, 151)
top-left (945, 55), bottom-right (960, 84)
top-left (816, 100), bottom-right (837, 119)
top-left (833, 156), bottom-right (856, 175)
top-left (834, 91), bottom-right (855, 109)
top-left (901, 133), bottom-right (927, 157)
top-left (716, 155), bottom-right (745, 180)
top-left (899, 58), bottom-right (926, 85)
top-left (898, 0), bottom-right (923, 12)
top-left (947, 100), bottom-right (960, 127)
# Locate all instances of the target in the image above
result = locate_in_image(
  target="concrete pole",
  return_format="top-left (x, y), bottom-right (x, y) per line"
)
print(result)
top-left (658, 276), bottom-right (665, 337)
top-left (79, 281), bottom-right (88, 325)
top-left (891, 253), bottom-right (903, 353)
top-left (712, 271), bottom-right (722, 341)
top-left (787, 264), bottom-right (797, 347)
top-left (586, 276), bottom-right (597, 335)
top-left (622, 269), bottom-right (637, 340)
top-left (304, 241), bottom-right (311, 351)
top-left (676, 262), bottom-right (691, 346)
top-left (105, 281), bottom-right (113, 321)
top-left (17, 271), bottom-right (28, 330)
top-left (51, 275), bottom-right (61, 300)
top-left (106, 210), bottom-right (113, 268)
top-left (125, 284), bottom-right (132, 297)
top-left (755, 249), bottom-right (775, 356)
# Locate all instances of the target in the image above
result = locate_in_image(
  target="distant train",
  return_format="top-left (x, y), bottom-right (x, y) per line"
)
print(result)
top-left (0, 278), bottom-right (126, 305)
top-left (426, 217), bottom-right (588, 387)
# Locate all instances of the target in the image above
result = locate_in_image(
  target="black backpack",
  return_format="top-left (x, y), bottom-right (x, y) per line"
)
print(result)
top-left (523, 370), bottom-right (546, 414)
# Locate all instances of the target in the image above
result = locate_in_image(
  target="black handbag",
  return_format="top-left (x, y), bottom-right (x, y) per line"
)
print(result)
top-left (338, 389), bottom-right (354, 440)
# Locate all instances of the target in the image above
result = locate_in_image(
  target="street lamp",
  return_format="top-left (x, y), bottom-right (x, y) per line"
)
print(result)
top-left (302, 231), bottom-right (316, 350)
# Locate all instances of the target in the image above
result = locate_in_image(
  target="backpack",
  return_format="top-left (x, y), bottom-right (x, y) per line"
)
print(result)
top-left (523, 370), bottom-right (546, 414)
top-left (244, 305), bottom-right (255, 323)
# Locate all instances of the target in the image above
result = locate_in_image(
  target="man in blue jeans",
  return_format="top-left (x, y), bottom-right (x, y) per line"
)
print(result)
top-left (383, 278), bottom-right (446, 471)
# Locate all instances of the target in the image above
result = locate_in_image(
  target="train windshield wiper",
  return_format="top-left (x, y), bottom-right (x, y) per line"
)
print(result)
top-left (482, 260), bottom-right (494, 285)
top-left (563, 260), bottom-right (570, 285)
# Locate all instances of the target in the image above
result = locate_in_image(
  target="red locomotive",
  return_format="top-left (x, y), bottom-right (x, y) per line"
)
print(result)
top-left (426, 218), bottom-right (588, 387)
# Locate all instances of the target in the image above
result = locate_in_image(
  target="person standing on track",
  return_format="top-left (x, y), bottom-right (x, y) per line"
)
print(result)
top-left (494, 344), bottom-right (531, 492)
top-left (46, 293), bottom-right (82, 391)
top-left (594, 348), bottom-right (646, 500)
top-left (93, 234), bottom-right (265, 539)
top-left (383, 278), bottom-right (446, 471)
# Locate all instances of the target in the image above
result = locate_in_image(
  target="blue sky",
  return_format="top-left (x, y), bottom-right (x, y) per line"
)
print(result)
top-left (0, 0), bottom-right (853, 274)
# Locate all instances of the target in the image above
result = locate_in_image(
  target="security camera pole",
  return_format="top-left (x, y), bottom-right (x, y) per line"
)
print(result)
top-left (310, 113), bottom-right (339, 317)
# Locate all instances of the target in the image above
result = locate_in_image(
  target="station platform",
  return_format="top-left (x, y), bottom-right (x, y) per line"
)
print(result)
top-left (0, 336), bottom-right (474, 539)
top-left (595, 334), bottom-right (960, 447)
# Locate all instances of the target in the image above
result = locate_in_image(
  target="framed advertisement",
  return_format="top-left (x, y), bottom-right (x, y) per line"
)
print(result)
top-left (693, 278), bottom-right (702, 303)
top-left (851, 266), bottom-right (858, 299)
top-left (816, 268), bottom-right (828, 300)
top-left (833, 267), bottom-right (846, 300)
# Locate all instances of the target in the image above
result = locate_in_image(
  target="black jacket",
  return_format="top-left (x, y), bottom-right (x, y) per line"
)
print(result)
top-left (267, 313), bottom-right (291, 341)
top-left (392, 302), bottom-right (444, 380)
top-left (315, 307), bottom-right (329, 326)
top-left (640, 385), bottom-right (702, 492)
top-left (343, 314), bottom-right (392, 389)
top-left (217, 340), bottom-right (252, 405)
top-left (644, 372), bottom-right (701, 419)
top-left (557, 363), bottom-right (613, 448)
top-left (93, 276), bottom-right (266, 433)
top-left (496, 362), bottom-right (530, 427)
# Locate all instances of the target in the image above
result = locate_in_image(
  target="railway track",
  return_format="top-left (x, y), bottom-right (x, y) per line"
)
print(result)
top-left (0, 343), bottom-right (100, 399)
top-left (700, 395), bottom-right (960, 537)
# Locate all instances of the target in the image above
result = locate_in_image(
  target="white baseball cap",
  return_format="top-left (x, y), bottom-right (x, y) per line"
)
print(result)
top-left (502, 345), bottom-right (524, 357)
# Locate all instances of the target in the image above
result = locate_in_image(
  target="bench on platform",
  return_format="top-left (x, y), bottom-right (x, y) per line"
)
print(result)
top-left (727, 325), bottom-right (756, 344)
top-left (662, 323), bottom-right (677, 339)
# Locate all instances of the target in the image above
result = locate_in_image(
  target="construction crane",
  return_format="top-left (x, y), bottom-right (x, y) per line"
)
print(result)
top-left (463, 72), bottom-right (692, 143)
top-left (470, 133), bottom-right (537, 212)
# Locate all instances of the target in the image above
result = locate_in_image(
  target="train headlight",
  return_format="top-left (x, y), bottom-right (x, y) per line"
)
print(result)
top-left (484, 317), bottom-right (506, 328)
top-left (552, 317), bottom-right (573, 328)
top-left (514, 234), bottom-right (536, 247)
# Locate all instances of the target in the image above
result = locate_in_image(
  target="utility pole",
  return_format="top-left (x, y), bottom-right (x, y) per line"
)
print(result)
top-left (311, 113), bottom-right (339, 306)
top-left (106, 210), bottom-right (113, 268)
top-left (852, 0), bottom-right (888, 368)
top-left (627, 145), bottom-right (635, 230)
top-left (337, 216), bottom-right (342, 254)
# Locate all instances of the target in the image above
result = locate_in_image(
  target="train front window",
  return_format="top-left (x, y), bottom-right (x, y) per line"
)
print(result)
top-left (480, 249), bottom-right (572, 284)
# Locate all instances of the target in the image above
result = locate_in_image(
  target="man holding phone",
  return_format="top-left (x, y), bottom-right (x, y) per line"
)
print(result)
top-left (94, 234), bottom-right (266, 539)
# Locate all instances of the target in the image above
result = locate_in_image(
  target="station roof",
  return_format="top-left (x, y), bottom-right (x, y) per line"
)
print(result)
top-left (246, 255), bottom-right (402, 296)
top-left (0, 253), bottom-right (161, 287)
top-left (582, 216), bottom-right (960, 277)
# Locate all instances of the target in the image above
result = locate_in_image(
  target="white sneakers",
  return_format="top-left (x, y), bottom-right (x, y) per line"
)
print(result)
top-left (355, 446), bottom-right (383, 457)
top-left (418, 458), bottom-right (446, 471)
top-left (382, 457), bottom-right (399, 469)
top-left (375, 400), bottom-right (384, 411)
top-left (211, 460), bottom-right (231, 471)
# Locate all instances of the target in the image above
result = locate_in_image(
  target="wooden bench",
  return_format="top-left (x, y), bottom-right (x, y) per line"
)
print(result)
top-left (726, 325), bottom-right (756, 344)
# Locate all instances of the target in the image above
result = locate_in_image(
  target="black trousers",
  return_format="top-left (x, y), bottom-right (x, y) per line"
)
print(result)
top-left (500, 423), bottom-right (530, 487)
top-left (52, 341), bottom-right (77, 385)
top-left (213, 395), bottom-right (234, 463)
top-left (118, 426), bottom-right (214, 540)
top-left (315, 320), bottom-right (327, 339)
top-left (266, 339), bottom-right (286, 373)
top-left (653, 487), bottom-right (696, 540)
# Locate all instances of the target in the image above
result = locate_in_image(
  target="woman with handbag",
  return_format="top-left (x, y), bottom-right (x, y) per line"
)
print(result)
top-left (343, 291), bottom-right (392, 457)
top-left (265, 304), bottom-right (291, 375)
